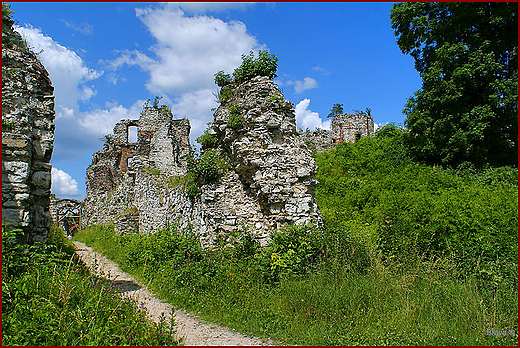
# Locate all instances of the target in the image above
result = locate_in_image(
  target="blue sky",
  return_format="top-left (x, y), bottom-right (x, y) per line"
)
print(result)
top-left (8, 2), bottom-right (421, 199)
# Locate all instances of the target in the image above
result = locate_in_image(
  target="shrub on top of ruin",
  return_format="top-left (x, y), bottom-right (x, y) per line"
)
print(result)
top-left (327, 103), bottom-right (344, 118)
top-left (214, 50), bottom-right (278, 90)
top-left (227, 104), bottom-right (243, 130)
top-left (214, 70), bottom-right (233, 87)
top-left (233, 50), bottom-right (278, 85)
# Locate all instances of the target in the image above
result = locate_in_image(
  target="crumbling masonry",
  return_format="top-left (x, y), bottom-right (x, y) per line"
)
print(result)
top-left (2, 11), bottom-right (56, 242)
top-left (82, 76), bottom-right (322, 247)
top-left (303, 112), bottom-right (375, 152)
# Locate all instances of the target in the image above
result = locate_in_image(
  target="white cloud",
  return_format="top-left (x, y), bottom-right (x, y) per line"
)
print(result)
top-left (110, 5), bottom-right (261, 96)
top-left (170, 2), bottom-right (253, 14)
top-left (51, 167), bottom-right (80, 196)
top-left (288, 77), bottom-right (318, 94)
top-left (14, 25), bottom-right (102, 111)
top-left (295, 99), bottom-right (330, 131)
top-left (312, 66), bottom-right (330, 75)
top-left (172, 89), bottom-right (219, 141)
top-left (78, 100), bottom-right (146, 137)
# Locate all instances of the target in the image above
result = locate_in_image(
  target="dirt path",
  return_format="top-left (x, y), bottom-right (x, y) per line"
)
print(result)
top-left (73, 241), bottom-right (275, 346)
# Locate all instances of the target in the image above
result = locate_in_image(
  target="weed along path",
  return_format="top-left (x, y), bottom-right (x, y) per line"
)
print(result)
top-left (73, 241), bottom-right (274, 346)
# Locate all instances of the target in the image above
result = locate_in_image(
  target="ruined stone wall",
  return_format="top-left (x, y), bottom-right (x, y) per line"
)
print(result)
top-left (82, 105), bottom-right (190, 231)
top-left (2, 11), bottom-right (55, 242)
top-left (82, 76), bottom-right (322, 247)
top-left (331, 112), bottom-right (374, 143)
top-left (303, 112), bottom-right (375, 152)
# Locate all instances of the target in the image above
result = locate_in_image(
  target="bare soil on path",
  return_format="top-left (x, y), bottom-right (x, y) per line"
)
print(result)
top-left (73, 241), bottom-right (276, 346)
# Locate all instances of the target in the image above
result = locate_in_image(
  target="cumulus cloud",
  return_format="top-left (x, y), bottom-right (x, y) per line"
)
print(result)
top-left (128, 5), bottom-right (261, 95)
top-left (78, 100), bottom-right (146, 137)
top-left (287, 77), bottom-right (318, 94)
top-left (14, 25), bottom-right (102, 110)
top-left (14, 25), bottom-right (145, 165)
top-left (105, 4), bottom-right (264, 142)
top-left (171, 89), bottom-right (219, 141)
top-left (295, 99), bottom-right (330, 131)
top-left (51, 167), bottom-right (80, 196)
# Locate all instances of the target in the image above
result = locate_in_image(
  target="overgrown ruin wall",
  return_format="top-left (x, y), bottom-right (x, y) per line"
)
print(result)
top-left (2, 11), bottom-right (55, 242)
top-left (304, 112), bottom-right (375, 152)
top-left (82, 76), bottom-right (321, 247)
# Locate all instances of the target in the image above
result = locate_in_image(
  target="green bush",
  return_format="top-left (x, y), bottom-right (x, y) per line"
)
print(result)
top-left (315, 132), bottom-right (518, 286)
top-left (2, 226), bottom-right (179, 346)
top-left (214, 70), bottom-right (233, 87)
top-left (196, 130), bottom-right (217, 149)
top-left (232, 50), bottom-right (278, 85)
top-left (197, 149), bottom-right (225, 183)
top-left (267, 224), bottom-right (322, 281)
top-left (227, 105), bottom-right (243, 130)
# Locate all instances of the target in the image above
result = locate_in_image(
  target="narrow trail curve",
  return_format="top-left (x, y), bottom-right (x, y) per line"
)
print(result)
top-left (73, 241), bottom-right (276, 346)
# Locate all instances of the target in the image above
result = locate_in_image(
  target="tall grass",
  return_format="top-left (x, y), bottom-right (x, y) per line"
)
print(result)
top-left (2, 225), bottom-right (179, 346)
top-left (75, 224), bottom-right (518, 346)
top-left (73, 125), bottom-right (518, 345)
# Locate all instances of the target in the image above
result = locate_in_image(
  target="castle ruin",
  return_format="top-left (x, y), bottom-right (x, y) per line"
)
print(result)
top-left (2, 11), bottom-right (56, 242)
top-left (81, 76), bottom-right (322, 247)
top-left (304, 112), bottom-right (375, 152)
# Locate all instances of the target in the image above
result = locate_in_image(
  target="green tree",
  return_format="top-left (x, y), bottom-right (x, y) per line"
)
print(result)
top-left (391, 2), bottom-right (518, 167)
top-left (327, 103), bottom-right (343, 118)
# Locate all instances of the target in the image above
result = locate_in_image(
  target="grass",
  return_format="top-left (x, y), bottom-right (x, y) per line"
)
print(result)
top-left (73, 127), bottom-right (517, 346)
top-left (74, 224), bottom-right (518, 346)
top-left (2, 225), bottom-right (180, 346)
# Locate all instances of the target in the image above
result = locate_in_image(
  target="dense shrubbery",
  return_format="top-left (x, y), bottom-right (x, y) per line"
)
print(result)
top-left (75, 123), bottom-right (517, 345)
top-left (2, 226), bottom-right (179, 346)
top-left (213, 50), bottom-right (278, 88)
top-left (315, 127), bottom-right (518, 287)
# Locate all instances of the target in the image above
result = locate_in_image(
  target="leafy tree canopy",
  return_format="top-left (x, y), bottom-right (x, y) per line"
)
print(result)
top-left (327, 103), bottom-right (344, 118)
top-left (214, 50), bottom-right (278, 87)
top-left (391, 2), bottom-right (518, 167)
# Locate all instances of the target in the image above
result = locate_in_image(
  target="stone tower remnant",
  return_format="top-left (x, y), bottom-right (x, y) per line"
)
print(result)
top-left (82, 76), bottom-right (322, 247)
top-left (303, 112), bottom-right (375, 152)
top-left (2, 9), bottom-right (56, 242)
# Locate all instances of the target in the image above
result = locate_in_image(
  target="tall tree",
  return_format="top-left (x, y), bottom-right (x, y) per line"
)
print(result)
top-left (328, 103), bottom-right (344, 118)
top-left (391, 2), bottom-right (518, 167)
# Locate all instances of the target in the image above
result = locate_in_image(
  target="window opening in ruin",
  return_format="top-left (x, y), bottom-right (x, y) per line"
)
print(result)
top-left (127, 157), bottom-right (134, 168)
top-left (355, 133), bottom-right (362, 142)
top-left (128, 126), bottom-right (138, 143)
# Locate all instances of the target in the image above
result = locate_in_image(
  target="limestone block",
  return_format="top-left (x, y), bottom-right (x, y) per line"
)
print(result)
top-left (3, 161), bottom-right (30, 183)
top-left (32, 170), bottom-right (51, 188)
top-left (2, 133), bottom-right (31, 150)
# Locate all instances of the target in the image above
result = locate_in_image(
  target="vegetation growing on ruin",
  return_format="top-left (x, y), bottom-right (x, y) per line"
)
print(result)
top-left (227, 104), bottom-right (244, 130)
top-left (214, 50), bottom-right (278, 89)
top-left (1, 226), bottom-right (179, 346)
top-left (196, 129), bottom-right (217, 149)
top-left (75, 127), bottom-right (517, 345)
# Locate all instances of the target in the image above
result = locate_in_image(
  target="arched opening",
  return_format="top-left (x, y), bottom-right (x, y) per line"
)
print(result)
top-left (355, 133), bottom-right (362, 142)
top-left (128, 126), bottom-right (138, 143)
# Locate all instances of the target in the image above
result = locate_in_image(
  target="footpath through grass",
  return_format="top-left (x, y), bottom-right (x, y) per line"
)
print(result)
top-left (74, 128), bottom-right (518, 346)
top-left (2, 225), bottom-right (180, 346)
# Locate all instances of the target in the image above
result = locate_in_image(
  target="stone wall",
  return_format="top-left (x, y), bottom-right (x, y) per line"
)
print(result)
top-left (82, 76), bottom-right (322, 247)
top-left (2, 11), bottom-right (55, 242)
top-left (303, 112), bottom-right (375, 152)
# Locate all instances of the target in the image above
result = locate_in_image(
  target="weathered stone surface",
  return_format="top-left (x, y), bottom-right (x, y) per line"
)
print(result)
top-left (2, 11), bottom-right (55, 242)
top-left (82, 76), bottom-right (322, 247)
top-left (303, 112), bottom-right (375, 152)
